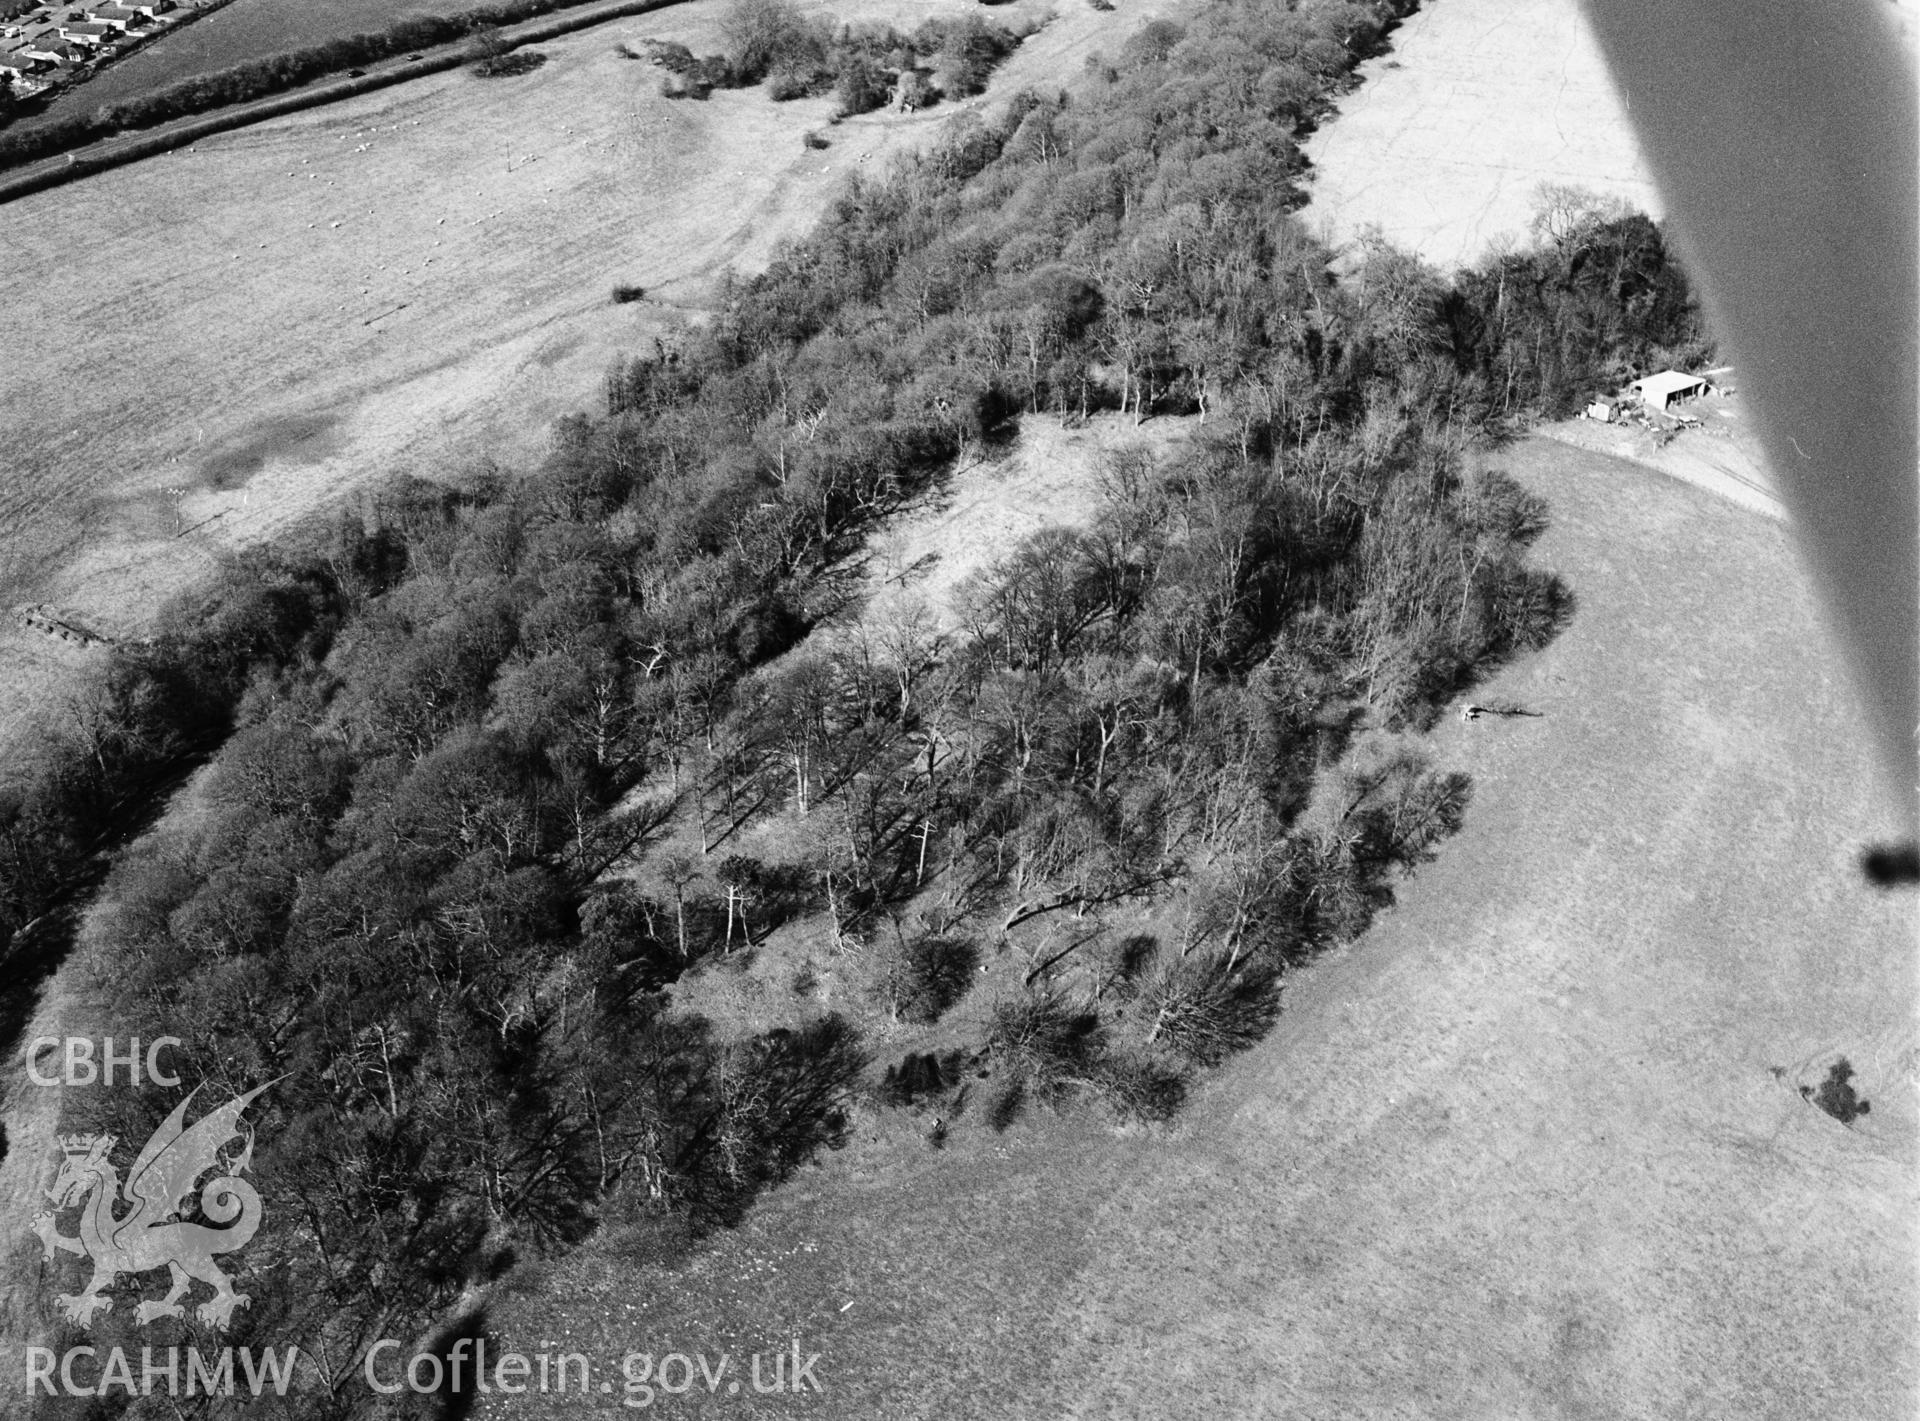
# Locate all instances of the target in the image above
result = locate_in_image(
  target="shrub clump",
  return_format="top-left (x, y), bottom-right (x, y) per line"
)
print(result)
top-left (660, 71), bottom-right (713, 100)
top-left (472, 48), bottom-right (548, 78)
top-left (1140, 955), bottom-right (1284, 1067)
top-left (647, 1), bottom-right (1026, 110)
top-left (982, 992), bottom-right (1179, 1121)
top-left (766, 70), bottom-right (812, 101)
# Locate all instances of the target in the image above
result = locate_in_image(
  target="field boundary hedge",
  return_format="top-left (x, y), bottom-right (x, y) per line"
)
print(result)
top-left (0, 0), bottom-right (674, 204)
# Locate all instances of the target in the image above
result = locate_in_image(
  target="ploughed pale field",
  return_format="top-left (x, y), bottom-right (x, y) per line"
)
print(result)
top-left (1301, 0), bottom-right (1915, 272)
top-left (1298, 0), bottom-right (1656, 270)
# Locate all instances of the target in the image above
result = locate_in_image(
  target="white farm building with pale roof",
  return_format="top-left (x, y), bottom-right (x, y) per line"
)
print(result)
top-left (1628, 370), bottom-right (1709, 412)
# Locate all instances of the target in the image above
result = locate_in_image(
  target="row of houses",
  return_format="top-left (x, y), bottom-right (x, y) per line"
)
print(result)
top-left (0, 0), bottom-right (171, 94)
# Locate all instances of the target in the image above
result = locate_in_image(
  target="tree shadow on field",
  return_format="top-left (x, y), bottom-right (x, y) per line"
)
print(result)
top-left (1805, 1059), bottom-right (1871, 1125)
top-left (1771, 1057), bottom-right (1874, 1126)
top-left (196, 410), bottom-right (345, 491)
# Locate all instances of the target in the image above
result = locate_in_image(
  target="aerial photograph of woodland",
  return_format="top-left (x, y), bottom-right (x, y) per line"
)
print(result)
top-left (0, 0), bottom-right (1914, 1415)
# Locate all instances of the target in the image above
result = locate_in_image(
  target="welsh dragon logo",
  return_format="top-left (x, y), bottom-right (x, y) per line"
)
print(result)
top-left (30, 1081), bottom-right (274, 1331)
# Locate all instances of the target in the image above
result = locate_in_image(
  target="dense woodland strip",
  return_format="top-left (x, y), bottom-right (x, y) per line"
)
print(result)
top-left (4, 0), bottom-right (1707, 1412)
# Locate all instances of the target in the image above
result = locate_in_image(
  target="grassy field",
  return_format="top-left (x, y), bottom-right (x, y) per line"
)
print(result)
top-left (0, 0), bottom-right (1164, 771)
top-left (865, 414), bottom-right (1198, 634)
top-left (480, 432), bottom-right (1918, 1419)
top-left (38, 0), bottom-right (475, 116)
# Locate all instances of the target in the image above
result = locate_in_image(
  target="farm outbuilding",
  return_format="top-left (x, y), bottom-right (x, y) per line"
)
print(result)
top-left (1629, 370), bottom-right (1709, 413)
